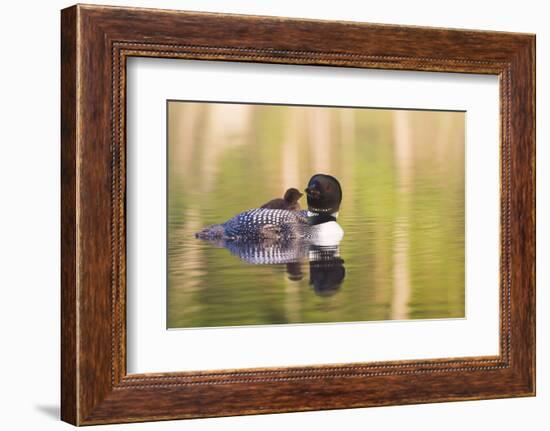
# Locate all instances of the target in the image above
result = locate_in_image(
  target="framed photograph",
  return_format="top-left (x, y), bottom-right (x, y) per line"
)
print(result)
top-left (61, 4), bottom-right (535, 425)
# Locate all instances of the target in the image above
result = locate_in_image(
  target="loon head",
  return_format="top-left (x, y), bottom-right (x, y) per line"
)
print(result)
top-left (283, 188), bottom-right (303, 204)
top-left (304, 174), bottom-right (342, 215)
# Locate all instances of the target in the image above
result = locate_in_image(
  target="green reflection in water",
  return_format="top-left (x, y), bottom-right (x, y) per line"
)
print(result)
top-left (167, 102), bottom-right (465, 329)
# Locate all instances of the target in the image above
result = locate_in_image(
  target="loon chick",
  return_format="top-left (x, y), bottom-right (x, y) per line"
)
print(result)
top-left (261, 188), bottom-right (303, 211)
top-left (195, 174), bottom-right (343, 243)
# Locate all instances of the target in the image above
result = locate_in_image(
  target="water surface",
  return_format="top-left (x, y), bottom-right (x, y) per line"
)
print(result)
top-left (167, 102), bottom-right (465, 328)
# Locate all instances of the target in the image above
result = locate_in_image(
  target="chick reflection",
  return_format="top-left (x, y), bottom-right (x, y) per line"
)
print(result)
top-left (285, 262), bottom-right (304, 282)
top-left (199, 238), bottom-right (345, 297)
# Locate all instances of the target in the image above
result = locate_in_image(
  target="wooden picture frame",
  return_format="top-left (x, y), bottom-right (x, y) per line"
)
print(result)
top-left (61, 4), bottom-right (535, 425)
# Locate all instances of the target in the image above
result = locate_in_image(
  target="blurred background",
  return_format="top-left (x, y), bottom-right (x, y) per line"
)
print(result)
top-left (168, 101), bottom-right (465, 328)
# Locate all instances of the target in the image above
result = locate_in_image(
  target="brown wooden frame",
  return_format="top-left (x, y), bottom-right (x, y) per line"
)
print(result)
top-left (61, 4), bottom-right (536, 425)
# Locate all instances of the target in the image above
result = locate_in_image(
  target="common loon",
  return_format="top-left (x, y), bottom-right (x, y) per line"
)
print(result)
top-left (195, 174), bottom-right (344, 244)
top-left (261, 187), bottom-right (303, 211)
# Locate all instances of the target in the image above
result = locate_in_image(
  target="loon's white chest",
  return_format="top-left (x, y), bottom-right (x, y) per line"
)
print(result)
top-left (309, 220), bottom-right (344, 246)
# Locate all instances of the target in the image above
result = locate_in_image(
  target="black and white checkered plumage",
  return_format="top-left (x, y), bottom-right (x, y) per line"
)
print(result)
top-left (195, 174), bottom-right (344, 243)
top-left (196, 208), bottom-right (310, 241)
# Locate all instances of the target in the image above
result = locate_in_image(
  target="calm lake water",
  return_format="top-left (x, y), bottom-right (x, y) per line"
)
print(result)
top-left (167, 102), bottom-right (465, 329)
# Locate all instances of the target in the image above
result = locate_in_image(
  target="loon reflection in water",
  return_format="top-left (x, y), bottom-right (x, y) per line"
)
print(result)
top-left (196, 236), bottom-right (346, 297)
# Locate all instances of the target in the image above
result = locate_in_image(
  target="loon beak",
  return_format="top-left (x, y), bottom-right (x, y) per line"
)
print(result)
top-left (305, 187), bottom-right (320, 198)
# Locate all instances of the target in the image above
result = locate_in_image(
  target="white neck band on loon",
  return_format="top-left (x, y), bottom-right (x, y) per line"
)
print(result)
top-left (307, 210), bottom-right (339, 218)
